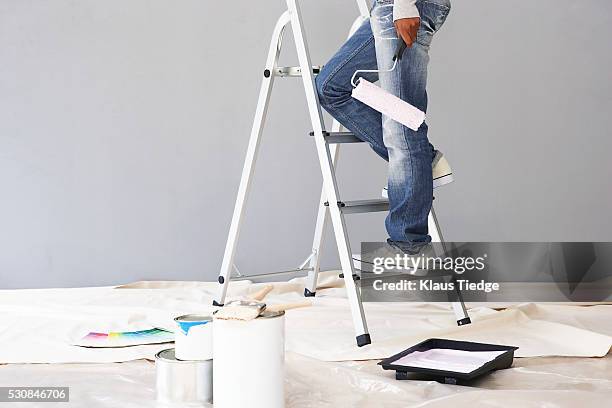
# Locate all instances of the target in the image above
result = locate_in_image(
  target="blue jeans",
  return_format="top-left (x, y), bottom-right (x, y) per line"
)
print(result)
top-left (316, 0), bottom-right (451, 250)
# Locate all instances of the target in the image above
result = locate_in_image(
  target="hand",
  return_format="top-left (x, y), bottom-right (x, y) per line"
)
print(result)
top-left (394, 17), bottom-right (420, 47)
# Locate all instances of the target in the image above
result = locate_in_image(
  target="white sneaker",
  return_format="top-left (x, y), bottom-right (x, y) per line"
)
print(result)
top-left (382, 151), bottom-right (453, 198)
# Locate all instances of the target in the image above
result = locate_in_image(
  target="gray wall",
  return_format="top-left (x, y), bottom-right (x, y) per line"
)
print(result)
top-left (1, 0), bottom-right (611, 288)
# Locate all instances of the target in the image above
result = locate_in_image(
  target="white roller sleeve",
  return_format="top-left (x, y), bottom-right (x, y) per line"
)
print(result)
top-left (352, 78), bottom-right (425, 131)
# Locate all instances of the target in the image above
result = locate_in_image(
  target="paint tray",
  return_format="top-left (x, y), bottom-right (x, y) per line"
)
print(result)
top-left (379, 338), bottom-right (518, 384)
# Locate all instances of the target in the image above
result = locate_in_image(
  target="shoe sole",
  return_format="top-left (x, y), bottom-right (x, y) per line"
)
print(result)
top-left (433, 173), bottom-right (454, 188)
top-left (381, 173), bottom-right (454, 198)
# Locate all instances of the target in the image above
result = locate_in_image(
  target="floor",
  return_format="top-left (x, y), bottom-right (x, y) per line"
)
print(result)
top-left (2, 353), bottom-right (611, 407)
top-left (1, 273), bottom-right (610, 407)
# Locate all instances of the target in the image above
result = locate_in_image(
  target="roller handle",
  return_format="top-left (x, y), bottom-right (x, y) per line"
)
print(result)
top-left (250, 285), bottom-right (274, 301)
top-left (393, 38), bottom-right (407, 61)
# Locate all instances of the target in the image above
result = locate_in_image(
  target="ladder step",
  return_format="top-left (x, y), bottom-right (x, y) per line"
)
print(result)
top-left (232, 267), bottom-right (313, 281)
top-left (309, 131), bottom-right (364, 144)
top-left (274, 66), bottom-right (321, 77)
top-left (340, 199), bottom-right (389, 214)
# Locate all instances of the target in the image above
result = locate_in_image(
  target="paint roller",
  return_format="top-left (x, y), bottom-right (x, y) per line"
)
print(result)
top-left (351, 39), bottom-right (425, 131)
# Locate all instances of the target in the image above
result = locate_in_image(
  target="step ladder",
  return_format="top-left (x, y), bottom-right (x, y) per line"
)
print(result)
top-left (214, 0), bottom-right (471, 347)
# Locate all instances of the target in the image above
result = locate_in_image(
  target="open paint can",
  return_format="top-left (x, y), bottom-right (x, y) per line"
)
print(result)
top-left (155, 348), bottom-right (213, 404)
top-left (174, 314), bottom-right (213, 361)
top-left (213, 310), bottom-right (285, 408)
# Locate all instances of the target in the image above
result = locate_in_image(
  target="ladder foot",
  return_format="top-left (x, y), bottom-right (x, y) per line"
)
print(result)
top-left (304, 288), bottom-right (316, 297)
top-left (212, 300), bottom-right (224, 307)
top-left (356, 333), bottom-right (371, 347)
top-left (457, 317), bottom-right (471, 326)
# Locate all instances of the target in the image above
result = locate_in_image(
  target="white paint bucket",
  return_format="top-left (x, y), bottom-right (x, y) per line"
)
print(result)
top-left (155, 348), bottom-right (213, 405)
top-left (213, 310), bottom-right (285, 408)
top-left (174, 314), bottom-right (213, 361)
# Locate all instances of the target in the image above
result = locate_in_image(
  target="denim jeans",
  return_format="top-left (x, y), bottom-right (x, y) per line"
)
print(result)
top-left (316, 0), bottom-right (451, 250)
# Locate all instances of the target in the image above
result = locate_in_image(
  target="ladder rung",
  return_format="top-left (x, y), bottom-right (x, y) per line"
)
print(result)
top-left (274, 66), bottom-right (321, 77)
top-left (309, 131), bottom-right (364, 144)
top-left (340, 199), bottom-right (389, 214)
top-left (232, 267), bottom-right (313, 281)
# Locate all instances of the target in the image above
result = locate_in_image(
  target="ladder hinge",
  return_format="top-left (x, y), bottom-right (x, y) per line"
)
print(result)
top-left (324, 201), bottom-right (345, 208)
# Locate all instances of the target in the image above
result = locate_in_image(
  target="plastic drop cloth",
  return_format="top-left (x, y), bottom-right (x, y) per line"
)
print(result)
top-left (0, 273), bottom-right (611, 407)
top-left (1, 352), bottom-right (611, 407)
top-left (1, 273), bottom-right (609, 363)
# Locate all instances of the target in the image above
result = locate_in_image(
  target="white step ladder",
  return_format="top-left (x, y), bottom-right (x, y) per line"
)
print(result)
top-left (214, 0), bottom-right (470, 347)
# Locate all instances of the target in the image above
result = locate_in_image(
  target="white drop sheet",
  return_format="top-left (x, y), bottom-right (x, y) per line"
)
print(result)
top-left (1, 353), bottom-right (611, 408)
top-left (0, 273), bottom-right (611, 408)
top-left (0, 272), bottom-right (610, 365)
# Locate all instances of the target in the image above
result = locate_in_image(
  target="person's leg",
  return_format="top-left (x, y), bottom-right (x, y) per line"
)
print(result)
top-left (316, 20), bottom-right (388, 160)
top-left (316, 12), bottom-right (438, 164)
top-left (370, 0), bottom-right (451, 250)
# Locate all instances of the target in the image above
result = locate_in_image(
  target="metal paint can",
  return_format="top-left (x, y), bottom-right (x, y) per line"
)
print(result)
top-left (213, 310), bottom-right (285, 408)
top-left (174, 314), bottom-right (213, 361)
top-left (155, 348), bottom-right (213, 404)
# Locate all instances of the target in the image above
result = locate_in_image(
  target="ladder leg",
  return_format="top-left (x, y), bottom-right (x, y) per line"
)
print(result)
top-left (355, 0), bottom-right (371, 17)
top-left (287, 0), bottom-right (370, 346)
top-left (304, 121), bottom-right (342, 297)
top-left (304, 11), bottom-right (367, 298)
top-left (214, 11), bottom-right (291, 306)
top-left (429, 205), bottom-right (471, 325)
top-left (428, 206), bottom-right (443, 244)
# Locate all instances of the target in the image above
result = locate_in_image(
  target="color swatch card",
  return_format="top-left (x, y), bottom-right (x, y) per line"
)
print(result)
top-left (74, 328), bottom-right (174, 348)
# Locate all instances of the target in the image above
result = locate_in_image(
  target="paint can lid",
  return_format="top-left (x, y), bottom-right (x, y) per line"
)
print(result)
top-left (257, 310), bottom-right (285, 319)
top-left (155, 348), bottom-right (183, 362)
top-left (174, 314), bottom-right (212, 323)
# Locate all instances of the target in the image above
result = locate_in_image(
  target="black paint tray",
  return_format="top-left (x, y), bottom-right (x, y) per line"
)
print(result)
top-left (379, 338), bottom-right (518, 384)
